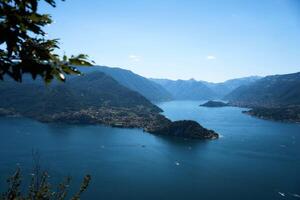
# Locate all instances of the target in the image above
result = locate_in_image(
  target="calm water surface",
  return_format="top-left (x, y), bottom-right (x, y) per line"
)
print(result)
top-left (0, 101), bottom-right (299, 199)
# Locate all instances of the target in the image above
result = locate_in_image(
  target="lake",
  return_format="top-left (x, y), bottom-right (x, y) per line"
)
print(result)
top-left (0, 101), bottom-right (299, 199)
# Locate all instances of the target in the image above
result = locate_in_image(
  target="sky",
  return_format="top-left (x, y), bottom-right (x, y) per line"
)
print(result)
top-left (42, 0), bottom-right (300, 82)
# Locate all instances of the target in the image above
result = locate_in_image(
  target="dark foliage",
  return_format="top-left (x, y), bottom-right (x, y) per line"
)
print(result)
top-left (200, 100), bottom-right (228, 107)
top-left (0, 151), bottom-right (91, 200)
top-left (150, 120), bottom-right (219, 139)
top-left (0, 0), bottom-right (94, 83)
top-left (244, 106), bottom-right (300, 123)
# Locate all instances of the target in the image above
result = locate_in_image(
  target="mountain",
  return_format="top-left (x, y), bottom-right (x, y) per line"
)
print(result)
top-left (201, 76), bottom-right (261, 98)
top-left (76, 66), bottom-right (172, 102)
top-left (152, 76), bottom-right (261, 100)
top-left (242, 107), bottom-right (300, 123)
top-left (225, 72), bottom-right (300, 122)
top-left (0, 72), bottom-right (218, 139)
top-left (151, 78), bottom-right (217, 100)
top-left (0, 72), bottom-right (161, 119)
top-left (225, 72), bottom-right (300, 107)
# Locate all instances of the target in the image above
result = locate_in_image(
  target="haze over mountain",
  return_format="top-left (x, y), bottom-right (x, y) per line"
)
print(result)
top-left (152, 76), bottom-right (261, 100)
top-left (201, 76), bottom-right (261, 98)
top-left (225, 72), bottom-right (300, 122)
top-left (225, 72), bottom-right (300, 107)
top-left (73, 66), bottom-right (261, 101)
top-left (77, 66), bottom-right (172, 102)
top-left (151, 79), bottom-right (216, 100)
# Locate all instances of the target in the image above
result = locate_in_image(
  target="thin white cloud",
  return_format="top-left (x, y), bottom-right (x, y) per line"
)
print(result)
top-left (129, 54), bottom-right (140, 62)
top-left (206, 55), bottom-right (216, 60)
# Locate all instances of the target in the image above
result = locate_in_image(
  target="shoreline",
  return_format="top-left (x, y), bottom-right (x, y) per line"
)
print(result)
top-left (0, 108), bottom-right (219, 140)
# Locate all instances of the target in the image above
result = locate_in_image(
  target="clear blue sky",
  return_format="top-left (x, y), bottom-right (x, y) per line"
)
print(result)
top-left (42, 0), bottom-right (300, 82)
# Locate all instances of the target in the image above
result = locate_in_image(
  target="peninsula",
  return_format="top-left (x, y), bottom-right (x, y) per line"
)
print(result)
top-left (0, 72), bottom-right (219, 140)
top-left (200, 100), bottom-right (229, 107)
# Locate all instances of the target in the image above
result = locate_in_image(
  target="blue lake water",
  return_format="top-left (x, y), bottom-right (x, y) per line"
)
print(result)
top-left (0, 101), bottom-right (299, 199)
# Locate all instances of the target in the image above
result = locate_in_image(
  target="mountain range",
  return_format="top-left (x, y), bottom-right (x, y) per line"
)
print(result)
top-left (225, 72), bottom-right (300, 107)
top-left (152, 71), bottom-right (300, 122)
top-left (151, 78), bottom-right (216, 100)
top-left (1, 64), bottom-right (299, 125)
top-left (225, 72), bottom-right (300, 122)
top-left (201, 76), bottom-right (261, 98)
top-left (76, 66), bottom-right (172, 102)
top-left (151, 76), bottom-right (261, 100)
top-left (75, 66), bottom-right (261, 101)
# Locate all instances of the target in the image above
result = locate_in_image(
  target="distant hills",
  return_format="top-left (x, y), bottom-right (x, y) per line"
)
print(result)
top-left (152, 76), bottom-right (261, 100)
top-left (75, 66), bottom-right (261, 101)
top-left (152, 71), bottom-right (300, 122)
top-left (226, 72), bottom-right (300, 122)
top-left (225, 72), bottom-right (300, 107)
top-left (151, 78), bottom-right (216, 100)
top-left (201, 76), bottom-right (261, 98)
top-left (77, 66), bottom-right (172, 102)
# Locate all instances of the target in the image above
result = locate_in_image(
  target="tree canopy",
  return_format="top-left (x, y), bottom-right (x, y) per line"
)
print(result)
top-left (1, 151), bottom-right (91, 200)
top-left (0, 0), bottom-right (94, 83)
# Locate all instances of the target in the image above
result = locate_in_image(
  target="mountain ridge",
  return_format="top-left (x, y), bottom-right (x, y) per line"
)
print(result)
top-left (76, 66), bottom-right (173, 102)
top-left (225, 72), bottom-right (300, 107)
top-left (225, 72), bottom-right (300, 122)
top-left (151, 76), bottom-right (261, 100)
top-left (151, 78), bottom-right (216, 100)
